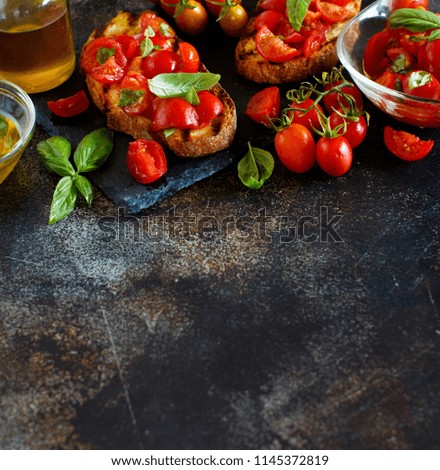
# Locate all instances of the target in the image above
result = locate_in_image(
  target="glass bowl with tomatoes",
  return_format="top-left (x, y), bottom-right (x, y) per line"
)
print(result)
top-left (0, 79), bottom-right (35, 184)
top-left (337, 0), bottom-right (440, 127)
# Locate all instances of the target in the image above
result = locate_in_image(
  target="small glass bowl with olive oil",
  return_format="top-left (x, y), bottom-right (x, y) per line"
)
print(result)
top-left (0, 79), bottom-right (35, 184)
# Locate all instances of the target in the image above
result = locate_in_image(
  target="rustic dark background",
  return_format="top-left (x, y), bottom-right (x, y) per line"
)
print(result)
top-left (0, 0), bottom-right (439, 449)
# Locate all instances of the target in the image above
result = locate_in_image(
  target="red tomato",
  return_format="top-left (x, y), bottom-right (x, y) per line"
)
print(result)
top-left (384, 126), bottom-right (434, 161)
top-left (47, 90), bottom-right (90, 118)
top-left (194, 91), bottom-right (224, 127)
top-left (275, 17), bottom-right (305, 43)
top-left (260, 0), bottom-right (286, 12)
top-left (363, 30), bottom-right (393, 79)
top-left (316, 136), bottom-right (352, 176)
top-left (115, 35), bottom-right (140, 61)
top-left (254, 11), bottom-right (285, 33)
top-left (323, 80), bottom-right (364, 113)
top-left (178, 42), bottom-right (200, 73)
top-left (329, 112), bottom-right (367, 149)
top-left (256, 26), bottom-right (300, 63)
top-left (81, 37), bottom-right (127, 83)
top-left (126, 139), bottom-right (167, 184)
top-left (402, 70), bottom-right (440, 99)
top-left (151, 98), bottom-right (199, 131)
top-left (175, 1), bottom-right (208, 36)
top-left (245, 86), bottom-right (281, 126)
top-left (205, 0), bottom-right (226, 17)
top-left (274, 123), bottom-right (316, 173)
top-left (288, 98), bottom-right (323, 134)
top-left (303, 26), bottom-right (329, 58)
top-left (160, 0), bottom-right (179, 16)
top-left (376, 71), bottom-right (404, 91)
top-left (315, 0), bottom-right (351, 24)
top-left (390, 0), bottom-right (428, 11)
top-left (119, 72), bottom-right (151, 115)
top-left (142, 50), bottom-right (180, 78)
top-left (418, 39), bottom-right (440, 82)
top-left (219, 4), bottom-right (249, 37)
top-left (140, 12), bottom-right (173, 37)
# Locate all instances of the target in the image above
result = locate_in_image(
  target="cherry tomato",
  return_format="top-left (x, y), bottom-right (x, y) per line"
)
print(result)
top-left (194, 91), bottom-right (224, 127)
top-left (402, 70), bottom-right (440, 99)
top-left (205, 0), bottom-right (226, 17)
top-left (390, 0), bottom-right (428, 11)
top-left (418, 39), bottom-right (440, 82)
top-left (260, 0), bottom-right (287, 12)
top-left (245, 86), bottom-right (280, 126)
top-left (288, 98), bottom-right (324, 134)
top-left (115, 35), bottom-right (140, 61)
top-left (81, 37), bottom-right (127, 83)
top-left (256, 26), bottom-right (300, 63)
top-left (315, 0), bottom-right (351, 24)
top-left (220, 4), bottom-right (249, 37)
top-left (151, 97), bottom-right (199, 131)
top-left (254, 11), bottom-right (285, 33)
top-left (175, 1), bottom-right (208, 36)
top-left (160, 0), bottom-right (179, 16)
top-left (126, 139), bottom-right (167, 184)
top-left (384, 126), bottom-right (434, 161)
top-left (363, 30), bottom-right (394, 79)
top-left (142, 49), bottom-right (180, 78)
top-left (274, 123), bottom-right (316, 174)
top-left (329, 112), bottom-right (367, 149)
top-left (316, 136), bottom-right (352, 177)
top-left (323, 80), bottom-right (364, 113)
top-left (119, 72), bottom-right (152, 115)
top-left (140, 12), bottom-right (173, 37)
top-left (47, 90), bottom-right (90, 118)
top-left (178, 41), bottom-right (200, 72)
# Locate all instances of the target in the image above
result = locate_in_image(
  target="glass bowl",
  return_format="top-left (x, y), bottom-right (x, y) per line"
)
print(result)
top-left (0, 79), bottom-right (35, 184)
top-left (336, 0), bottom-right (440, 128)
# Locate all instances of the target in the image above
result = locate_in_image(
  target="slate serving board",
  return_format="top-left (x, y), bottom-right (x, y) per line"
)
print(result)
top-left (31, 0), bottom-right (273, 214)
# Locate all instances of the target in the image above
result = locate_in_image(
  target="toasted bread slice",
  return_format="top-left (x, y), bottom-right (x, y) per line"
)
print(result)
top-left (235, 0), bottom-right (361, 84)
top-left (82, 11), bottom-right (236, 158)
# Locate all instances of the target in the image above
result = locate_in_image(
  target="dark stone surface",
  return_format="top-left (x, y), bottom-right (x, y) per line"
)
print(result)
top-left (0, 0), bottom-right (439, 450)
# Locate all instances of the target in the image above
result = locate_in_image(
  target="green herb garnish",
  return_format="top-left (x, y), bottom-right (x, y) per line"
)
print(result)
top-left (237, 142), bottom-right (274, 190)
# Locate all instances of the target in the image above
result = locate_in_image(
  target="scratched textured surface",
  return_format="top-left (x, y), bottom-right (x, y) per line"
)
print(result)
top-left (1, 0), bottom-right (440, 450)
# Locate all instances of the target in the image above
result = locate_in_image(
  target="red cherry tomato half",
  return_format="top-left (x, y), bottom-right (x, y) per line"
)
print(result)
top-left (245, 86), bottom-right (280, 126)
top-left (178, 42), bottom-right (200, 73)
top-left (274, 123), bottom-right (316, 173)
top-left (151, 97), bottom-right (199, 132)
top-left (329, 112), bottom-right (367, 149)
top-left (115, 35), bottom-right (140, 61)
top-left (142, 49), bottom-right (180, 79)
top-left (47, 90), bottom-right (90, 118)
top-left (402, 70), bottom-right (440, 100)
top-left (194, 91), bottom-right (224, 127)
top-left (119, 72), bottom-right (152, 115)
top-left (288, 98), bottom-right (323, 134)
top-left (383, 126), bottom-right (434, 161)
top-left (256, 26), bottom-right (300, 63)
top-left (316, 135), bottom-right (352, 177)
top-left (126, 139), bottom-right (167, 184)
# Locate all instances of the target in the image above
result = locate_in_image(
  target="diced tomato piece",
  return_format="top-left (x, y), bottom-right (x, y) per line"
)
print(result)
top-left (115, 35), bottom-right (140, 61)
top-left (178, 42), bottom-right (200, 73)
top-left (118, 72), bottom-right (152, 115)
top-left (256, 26), bottom-right (300, 63)
top-left (126, 139), bottom-right (167, 184)
top-left (303, 25), bottom-right (329, 58)
top-left (315, 0), bottom-right (351, 24)
top-left (275, 17), bottom-right (305, 43)
top-left (254, 10), bottom-right (285, 33)
top-left (376, 71), bottom-right (404, 91)
top-left (151, 98), bottom-right (199, 131)
top-left (47, 90), bottom-right (90, 118)
top-left (194, 91), bottom-right (224, 127)
top-left (245, 86), bottom-right (280, 126)
top-left (142, 50), bottom-right (180, 79)
top-left (260, 0), bottom-right (287, 12)
top-left (302, 10), bottom-right (322, 26)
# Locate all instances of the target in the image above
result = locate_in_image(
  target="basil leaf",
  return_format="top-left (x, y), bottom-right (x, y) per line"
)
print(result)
top-left (429, 29), bottom-right (440, 41)
top-left (74, 128), bottom-right (114, 173)
top-left (287, 0), bottom-right (312, 32)
top-left (238, 143), bottom-right (274, 190)
top-left (97, 47), bottom-right (115, 65)
top-left (388, 8), bottom-right (440, 32)
top-left (49, 176), bottom-right (78, 225)
top-left (118, 89), bottom-right (145, 107)
top-left (148, 72), bottom-right (221, 99)
top-left (184, 86), bottom-right (200, 105)
top-left (163, 128), bottom-right (176, 138)
top-left (140, 37), bottom-right (154, 58)
top-left (0, 115), bottom-right (8, 138)
top-left (37, 137), bottom-right (75, 177)
top-left (74, 174), bottom-right (93, 206)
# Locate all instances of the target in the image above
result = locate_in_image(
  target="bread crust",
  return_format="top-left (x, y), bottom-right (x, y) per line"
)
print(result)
top-left (81, 11), bottom-right (237, 158)
top-left (235, 0), bottom-right (362, 84)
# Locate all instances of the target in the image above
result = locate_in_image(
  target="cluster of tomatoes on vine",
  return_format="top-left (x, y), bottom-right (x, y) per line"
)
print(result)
top-left (152, 0), bottom-right (248, 37)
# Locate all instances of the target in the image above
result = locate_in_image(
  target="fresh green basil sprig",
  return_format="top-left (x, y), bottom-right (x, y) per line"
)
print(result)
top-left (148, 72), bottom-right (220, 105)
top-left (287, 0), bottom-right (312, 32)
top-left (388, 8), bottom-right (440, 41)
top-left (238, 142), bottom-right (274, 190)
top-left (37, 128), bottom-right (113, 225)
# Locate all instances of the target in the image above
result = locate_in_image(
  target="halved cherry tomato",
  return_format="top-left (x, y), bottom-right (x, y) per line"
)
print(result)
top-left (363, 30), bottom-right (394, 79)
top-left (402, 70), bottom-right (440, 100)
top-left (329, 112), bottom-right (367, 149)
top-left (418, 39), bottom-right (440, 82)
top-left (80, 37), bottom-right (127, 83)
top-left (254, 10), bottom-right (285, 33)
top-left (142, 49), bottom-right (180, 78)
top-left (194, 91), bottom-right (224, 127)
top-left (323, 80), bottom-right (364, 113)
top-left (47, 90), bottom-right (90, 118)
top-left (315, 0), bottom-right (351, 24)
top-left (126, 139), bottom-right (167, 184)
top-left (119, 72), bottom-right (152, 115)
top-left (151, 97), bottom-right (199, 131)
top-left (275, 123), bottom-right (316, 173)
top-left (245, 86), bottom-right (280, 126)
top-left (115, 35), bottom-right (140, 61)
top-left (178, 41), bottom-right (200, 73)
top-left (316, 135), bottom-right (352, 176)
top-left (220, 4), bottom-right (249, 37)
top-left (288, 98), bottom-right (323, 133)
top-left (384, 126), bottom-right (434, 161)
top-left (260, 0), bottom-right (286, 12)
top-left (256, 26), bottom-right (300, 63)
top-left (175, 0), bottom-right (208, 36)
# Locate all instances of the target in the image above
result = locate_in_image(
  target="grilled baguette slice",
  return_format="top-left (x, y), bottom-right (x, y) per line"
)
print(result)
top-left (82, 11), bottom-right (236, 158)
top-left (235, 0), bottom-right (362, 84)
